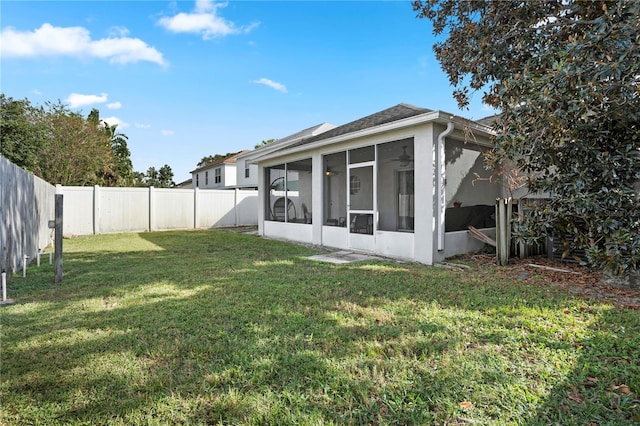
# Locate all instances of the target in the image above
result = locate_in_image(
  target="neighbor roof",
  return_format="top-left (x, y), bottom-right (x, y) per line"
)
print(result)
top-left (190, 150), bottom-right (250, 174)
top-left (238, 122), bottom-right (336, 163)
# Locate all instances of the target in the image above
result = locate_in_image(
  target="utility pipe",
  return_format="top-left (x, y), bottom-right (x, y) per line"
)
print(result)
top-left (23, 254), bottom-right (28, 278)
top-left (437, 122), bottom-right (455, 251)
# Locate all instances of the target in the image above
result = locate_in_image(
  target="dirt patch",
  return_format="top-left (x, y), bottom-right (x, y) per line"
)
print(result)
top-left (462, 254), bottom-right (640, 310)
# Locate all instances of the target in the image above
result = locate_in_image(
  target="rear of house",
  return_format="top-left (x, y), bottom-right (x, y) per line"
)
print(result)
top-left (252, 104), bottom-right (504, 265)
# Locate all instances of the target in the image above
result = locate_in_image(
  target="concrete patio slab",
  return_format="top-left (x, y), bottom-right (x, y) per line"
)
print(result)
top-left (308, 250), bottom-right (380, 264)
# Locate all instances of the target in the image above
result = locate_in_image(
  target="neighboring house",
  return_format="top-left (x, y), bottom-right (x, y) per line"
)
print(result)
top-left (190, 150), bottom-right (249, 189)
top-left (251, 103), bottom-right (504, 265)
top-left (235, 123), bottom-right (336, 189)
top-left (174, 178), bottom-right (193, 189)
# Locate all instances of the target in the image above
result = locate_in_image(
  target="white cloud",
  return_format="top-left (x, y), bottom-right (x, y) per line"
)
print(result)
top-left (107, 102), bottom-right (122, 110)
top-left (157, 0), bottom-right (258, 39)
top-left (135, 123), bottom-right (151, 129)
top-left (65, 92), bottom-right (108, 108)
top-left (32, 89), bottom-right (42, 95)
top-left (107, 26), bottom-right (130, 37)
top-left (252, 78), bottom-right (287, 93)
top-left (102, 116), bottom-right (129, 128)
top-left (161, 129), bottom-right (174, 136)
top-left (0, 23), bottom-right (167, 66)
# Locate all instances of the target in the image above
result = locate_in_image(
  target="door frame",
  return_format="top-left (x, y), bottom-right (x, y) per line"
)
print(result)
top-left (347, 160), bottom-right (376, 251)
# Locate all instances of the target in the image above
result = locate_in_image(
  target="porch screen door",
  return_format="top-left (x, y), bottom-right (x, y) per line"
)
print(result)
top-left (348, 163), bottom-right (375, 251)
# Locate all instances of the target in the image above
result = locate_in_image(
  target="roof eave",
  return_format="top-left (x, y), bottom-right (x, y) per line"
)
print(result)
top-left (252, 111), bottom-right (495, 163)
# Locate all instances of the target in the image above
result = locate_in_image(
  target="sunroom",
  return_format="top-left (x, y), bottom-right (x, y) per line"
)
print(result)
top-left (255, 104), bottom-right (502, 265)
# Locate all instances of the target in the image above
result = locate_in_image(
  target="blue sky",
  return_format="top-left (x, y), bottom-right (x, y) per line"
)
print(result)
top-left (1, 0), bottom-right (497, 183)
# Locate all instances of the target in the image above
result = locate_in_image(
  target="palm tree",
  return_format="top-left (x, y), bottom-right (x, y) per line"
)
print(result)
top-left (104, 123), bottom-right (134, 186)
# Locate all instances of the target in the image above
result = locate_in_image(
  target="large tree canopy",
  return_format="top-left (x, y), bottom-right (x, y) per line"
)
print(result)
top-left (1, 95), bottom-right (136, 187)
top-left (414, 0), bottom-right (640, 273)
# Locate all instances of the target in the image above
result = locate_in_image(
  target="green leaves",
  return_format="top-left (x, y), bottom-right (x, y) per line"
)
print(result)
top-left (415, 0), bottom-right (640, 274)
top-left (0, 94), bottom-right (135, 187)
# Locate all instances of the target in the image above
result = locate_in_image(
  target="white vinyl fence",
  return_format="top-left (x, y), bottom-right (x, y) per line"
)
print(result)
top-left (1, 155), bottom-right (56, 276)
top-left (60, 186), bottom-right (258, 236)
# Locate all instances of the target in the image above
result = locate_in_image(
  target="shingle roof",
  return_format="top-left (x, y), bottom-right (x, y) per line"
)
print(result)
top-left (284, 103), bottom-right (431, 150)
top-left (190, 150), bottom-right (250, 174)
top-left (274, 123), bottom-right (334, 145)
top-left (476, 114), bottom-right (500, 126)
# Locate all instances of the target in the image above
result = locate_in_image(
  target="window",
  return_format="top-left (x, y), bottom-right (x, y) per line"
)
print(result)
top-left (214, 168), bottom-right (221, 184)
top-left (205, 171), bottom-right (209, 185)
top-left (265, 159), bottom-right (312, 224)
top-left (245, 167), bottom-right (250, 178)
top-left (349, 175), bottom-right (361, 195)
top-left (196, 173), bottom-right (199, 187)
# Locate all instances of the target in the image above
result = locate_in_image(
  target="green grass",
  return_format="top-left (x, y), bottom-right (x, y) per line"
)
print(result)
top-left (1, 229), bottom-right (639, 425)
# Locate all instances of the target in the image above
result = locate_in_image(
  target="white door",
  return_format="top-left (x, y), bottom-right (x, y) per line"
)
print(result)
top-left (348, 163), bottom-right (375, 251)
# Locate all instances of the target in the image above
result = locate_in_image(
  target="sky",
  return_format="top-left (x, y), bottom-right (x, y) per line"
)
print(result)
top-left (1, 0), bottom-right (498, 183)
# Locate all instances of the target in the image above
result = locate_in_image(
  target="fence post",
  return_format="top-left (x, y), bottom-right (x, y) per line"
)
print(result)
top-left (194, 187), bottom-right (199, 229)
top-left (496, 197), bottom-right (512, 266)
top-left (234, 188), bottom-right (239, 226)
top-left (149, 186), bottom-right (155, 232)
top-left (93, 185), bottom-right (100, 235)
top-left (54, 191), bottom-right (63, 283)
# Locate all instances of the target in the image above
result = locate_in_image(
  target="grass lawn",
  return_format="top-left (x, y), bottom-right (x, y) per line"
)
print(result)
top-left (1, 229), bottom-right (639, 425)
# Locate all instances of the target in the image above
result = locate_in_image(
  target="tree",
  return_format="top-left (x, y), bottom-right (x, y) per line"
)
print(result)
top-left (254, 138), bottom-right (276, 149)
top-left (105, 124), bottom-right (134, 186)
top-left (37, 101), bottom-right (114, 186)
top-left (1, 96), bottom-right (136, 187)
top-left (197, 152), bottom-right (236, 167)
top-left (86, 108), bottom-right (134, 186)
top-left (157, 164), bottom-right (175, 187)
top-left (134, 164), bottom-right (175, 187)
top-left (0, 94), bottom-right (47, 174)
top-left (413, 0), bottom-right (640, 273)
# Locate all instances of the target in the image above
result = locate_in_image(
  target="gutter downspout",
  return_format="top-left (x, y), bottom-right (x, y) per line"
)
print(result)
top-left (437, 122), bottom-right (455, 251)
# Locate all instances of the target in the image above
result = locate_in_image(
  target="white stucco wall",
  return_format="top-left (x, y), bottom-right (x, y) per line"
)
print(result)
top-left (444, 227), bottom-right (496, 258)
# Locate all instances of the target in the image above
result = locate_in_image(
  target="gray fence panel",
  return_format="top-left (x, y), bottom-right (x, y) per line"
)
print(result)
top-left (1, 155), bottom-right (56, 276)
top-left (99, 187), bottom-right (150, 234)
top-left (154, 188), bottom-right (195, 230)
top-left (61, 186), bottom-right (94, 236)
top-left (236, 190), bottom-right (260, 226)
top-left (59, 185), bottom-right (258, 235)
top-left (197, 190), bottom-right (237, 228)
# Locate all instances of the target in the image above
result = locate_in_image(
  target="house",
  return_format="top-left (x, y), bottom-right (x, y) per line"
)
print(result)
top-left (250, 103), bottom-right (503, 265)
top-left (235, 123), bottom-right (336, 189)
top-left (190, 150), bottom-right (249, 189)
top-left (174, 178), bottom-right (193, 189)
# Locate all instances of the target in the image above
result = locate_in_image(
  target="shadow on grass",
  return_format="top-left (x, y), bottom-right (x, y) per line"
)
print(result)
top-left (2, 229), bottom-right (638, 424)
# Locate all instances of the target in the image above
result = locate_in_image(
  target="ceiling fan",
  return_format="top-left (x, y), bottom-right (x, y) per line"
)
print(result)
top-left (393, 145), bottom-right (413, 167)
